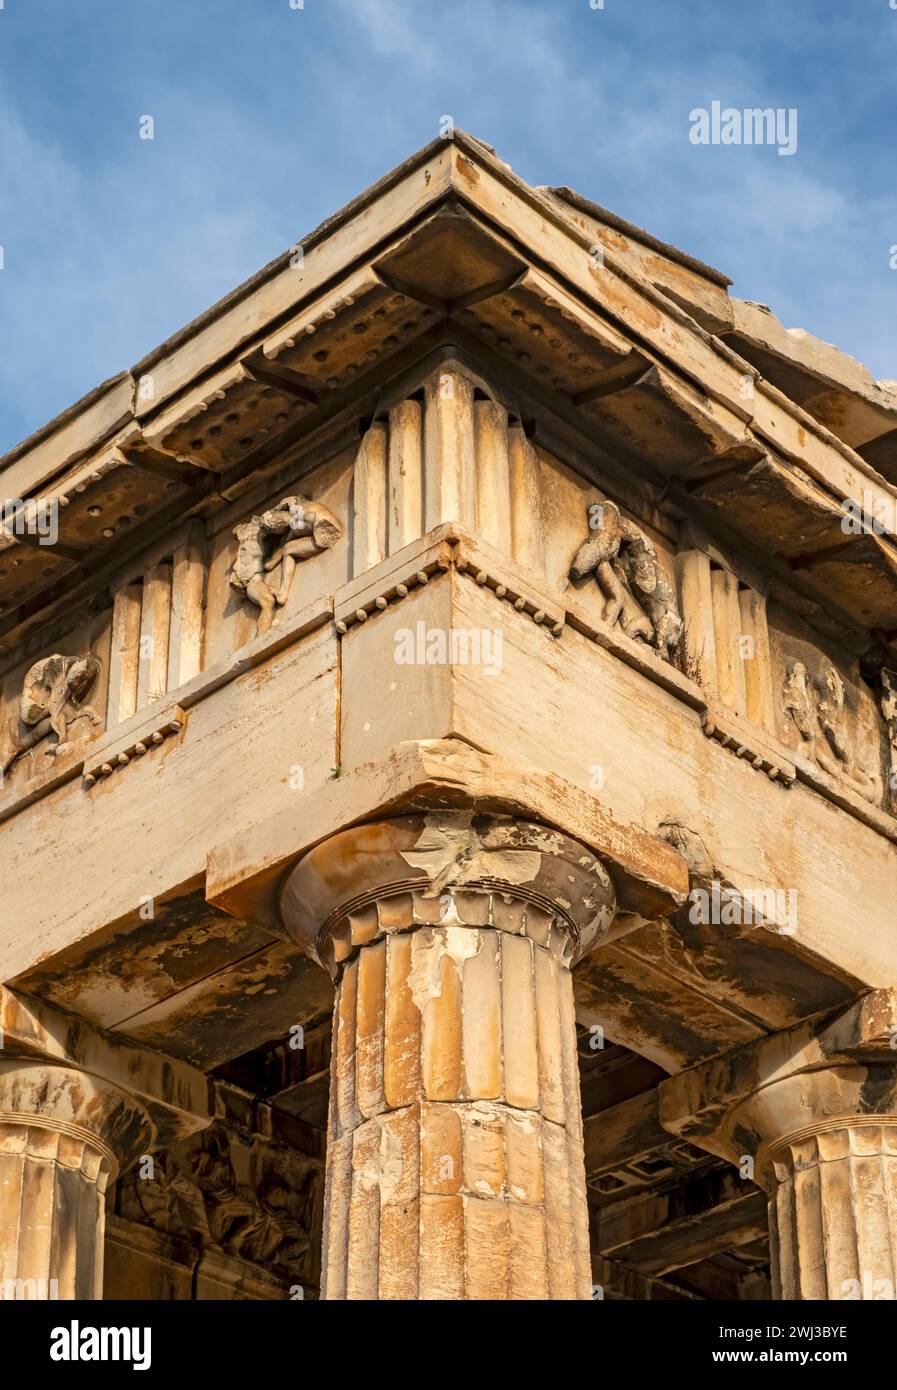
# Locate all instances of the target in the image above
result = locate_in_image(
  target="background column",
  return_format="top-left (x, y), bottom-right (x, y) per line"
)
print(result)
top-left (744, 1069), bottom-right (897, 1300)
top-left (660, 994), bottom-right (897, 1302)
top-left (0, 1062), bottom-right (153, 1300)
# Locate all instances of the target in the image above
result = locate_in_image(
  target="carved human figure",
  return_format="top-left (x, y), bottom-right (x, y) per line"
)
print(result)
top-left (816, 667), bottom-right (852, 771)
top-left (231, 495), bottom-right (342, 633)
top-left (2, 652), bottom-right (102, 775)
top-left (882, 669), bottom-right (897, 806)
top-left (569, 500), bottom-right (627, 624)
top-left (263, 496), bottom-right (341, 604)
top-left (119, 1126), bottom-right (317, 1278)
top-left (615, 524), bottom-right (683, 659)
top-left (191, 1138), bottom-right (313, 1270)
top-left (569, 501), bottom-right (682, 660)
top-left (784, 660), bottom-right (879, 802)
top-left (121, 1150), bottom-right (209, 1240)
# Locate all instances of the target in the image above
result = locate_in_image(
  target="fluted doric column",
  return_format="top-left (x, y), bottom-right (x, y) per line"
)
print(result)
top-left (280, 812), bottom-right (616, 1300)
top-left (733, 1068), bottom-right (897, 1301)
top-left (659, 991), bottom-right (897, 1301)
top-left (0, 1062), bottom-right (153, 1300)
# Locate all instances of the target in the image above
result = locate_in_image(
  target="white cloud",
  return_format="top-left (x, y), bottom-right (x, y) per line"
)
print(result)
top-left (334, 0), bottom-right (438, 66)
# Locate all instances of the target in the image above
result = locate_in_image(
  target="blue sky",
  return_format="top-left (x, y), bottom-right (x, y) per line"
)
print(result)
top-left (0, 0), bottom-right (895, 455)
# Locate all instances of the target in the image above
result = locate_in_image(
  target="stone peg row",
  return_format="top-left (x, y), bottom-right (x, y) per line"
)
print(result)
top-left (316, 884), bottom-right (587, 979)
top-left (267, 289), bottom-right (433, 389)
top-left (55, 453), bottom-right (124, 510)
top-left (334, 557), bottom-right (452, 634)
top-left (455, 558), bottom-right (565, 637)
top-left (266, 289), bottom-right (366, 358)
top-left (13, 452), bottom-right (126, 540)
top-left (180, 383), bottom-right (292, 455)
top-left (701, 711), bottom-right (796, 785)
top-left (83, 711), bottom-right (185, 787)
top-left (320, 304), bottom-right (434, 384)
top-left (458, 307), bottom-right (571, 393)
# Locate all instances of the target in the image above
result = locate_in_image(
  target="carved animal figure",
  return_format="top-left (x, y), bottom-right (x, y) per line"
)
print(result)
top-left (2, 652), bottom-right (102, 774)
top-left (231, 495), bottom-right (341, 633)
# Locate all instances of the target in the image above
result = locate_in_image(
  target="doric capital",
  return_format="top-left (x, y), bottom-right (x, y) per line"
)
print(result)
top-left (709, 1064), bottom-right (897, 1191)
top-left (660, 989), bottom-right (897, 1191)
top-left (0, 1061), bottom-right (153, 1181)
top-left (0, 1062), bottom-right (157, 1300)
top-left (663, 1056), bottom-right (897, 1301)
top-left (279, 811), bottom-right (616, 978)
top-left (0, 986), bottom-right (211, 1155)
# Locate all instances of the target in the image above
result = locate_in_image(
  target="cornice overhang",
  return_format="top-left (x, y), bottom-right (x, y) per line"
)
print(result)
top-left (2, 130), bottom-right (897, 669)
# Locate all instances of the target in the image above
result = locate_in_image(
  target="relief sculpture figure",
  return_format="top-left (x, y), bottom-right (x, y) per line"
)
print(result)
top-left (231, 495), bottom-right (341, 633)
top-left (1, 652), bottom-right (102, 775)
top-left (784, 660), bottom-right (880, 803)
top-left (882, 668), bottom-right (897, 807)
top-left (570, 501), bottom-right (682, 661)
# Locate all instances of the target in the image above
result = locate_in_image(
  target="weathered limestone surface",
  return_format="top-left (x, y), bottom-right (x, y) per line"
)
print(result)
top-left (280, 814), bottom-right (616, 1299)
top-left (1, 619), bottom-right (337, 985)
